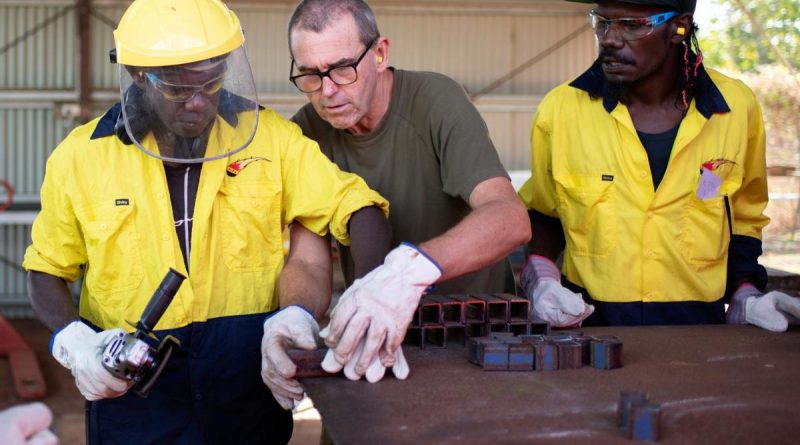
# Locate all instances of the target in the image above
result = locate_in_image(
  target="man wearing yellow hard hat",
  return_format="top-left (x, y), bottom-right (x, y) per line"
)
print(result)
top-left (23, 0), bottom-right (389, 442)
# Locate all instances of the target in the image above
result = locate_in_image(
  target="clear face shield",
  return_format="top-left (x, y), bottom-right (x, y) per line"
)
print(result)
top-left (118, 46), bottom-right (259, 163)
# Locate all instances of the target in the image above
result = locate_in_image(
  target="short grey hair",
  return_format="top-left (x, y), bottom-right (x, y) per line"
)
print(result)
top-left (288, 0), bottom-right (380, 55)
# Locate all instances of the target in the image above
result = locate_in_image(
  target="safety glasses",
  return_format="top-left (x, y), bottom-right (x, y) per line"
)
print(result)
top-left (144, 71), bottom-right (226, 102)
top-left (589, 10), bottom-right (678, 41)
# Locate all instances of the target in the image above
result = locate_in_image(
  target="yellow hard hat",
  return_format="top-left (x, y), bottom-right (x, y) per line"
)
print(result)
top-left (114, 0), bottom-right (244, 67)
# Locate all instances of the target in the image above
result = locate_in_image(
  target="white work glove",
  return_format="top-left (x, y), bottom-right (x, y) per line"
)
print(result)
top-left (520, 255), bottom-right (594, 328)
top-left (0, 402), bottom-right (58, 445)
top-left (322, 242), bottom-right (442, 379)
top-left (727, 284), bottom-right (800, 332)
top-left (320, 326), bottom-right (410, 383)
top-left (260, 305), bottom-right (321, 410)
top-left (50, 321), bottom-right (131, 401)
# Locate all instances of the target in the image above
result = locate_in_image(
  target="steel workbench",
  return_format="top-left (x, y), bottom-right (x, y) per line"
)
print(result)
top-left (302, 325), bottom-right (800, 444)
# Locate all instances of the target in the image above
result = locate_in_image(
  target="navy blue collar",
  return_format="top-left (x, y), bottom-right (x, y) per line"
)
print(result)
top-left (90, 88), bottom-right (262, 141)
top-left (568, 57), bottom-right (730, 119)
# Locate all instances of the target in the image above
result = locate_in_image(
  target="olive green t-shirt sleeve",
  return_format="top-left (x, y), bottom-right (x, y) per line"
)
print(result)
top-left (422, 75), bottom-right (510, 203)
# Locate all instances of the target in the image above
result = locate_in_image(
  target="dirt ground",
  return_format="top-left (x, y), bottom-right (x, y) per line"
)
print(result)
top-left (1, 319), bottom-right (90, 445)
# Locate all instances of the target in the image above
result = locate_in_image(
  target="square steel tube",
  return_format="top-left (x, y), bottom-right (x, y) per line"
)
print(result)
top-left (422, 325), bottom-right (447, 348)
top-left (449, 294), bottom-right (486, 323)
top-left (488, 322), bottom-right (510, 333)
top-left (530, 321), bottom-right (551, 336)
top-left (508, 321), bottom-right (532, 336)
top-left (426, 295), bottom-right (465, 324)
top-left (471, 294), bottom-right (509, 322)
top-left (465, 322), bottom-right (486, 338)
top-left (419, 297), bottom-right (442, 326)
top-left (493, 293), bottom-right (531, 322)
top-left (445, 325), bottom-right (467, 345)
top-left (404, 327), bottom-right (423, 348)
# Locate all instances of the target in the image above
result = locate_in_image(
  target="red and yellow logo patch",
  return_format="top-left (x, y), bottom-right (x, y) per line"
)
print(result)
top-left (701, 159), bottom-right (735, 171)
top-left (226, 157), bottom-right (270, 177)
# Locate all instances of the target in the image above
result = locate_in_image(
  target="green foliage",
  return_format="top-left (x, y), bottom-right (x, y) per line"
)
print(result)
top-left (699, 0), bottom-right (800, 72)
top-left (698, 1), bottom-right (800, 169)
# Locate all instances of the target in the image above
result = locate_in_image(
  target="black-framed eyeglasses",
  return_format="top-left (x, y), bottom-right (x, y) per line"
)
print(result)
top-left (589, 10), bottom-right (678, 41)
top-left (289, 38), bottom-right (377, 93)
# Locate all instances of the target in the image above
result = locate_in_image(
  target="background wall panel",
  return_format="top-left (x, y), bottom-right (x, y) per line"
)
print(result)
top-left (89, 3), bottom-right (124, 90)
top-left (0, 1), bottom-right (75, 90)
top-left (0, 105), bottom-right (70, 202)
top-left (0, 223), bottom-right (34, 319)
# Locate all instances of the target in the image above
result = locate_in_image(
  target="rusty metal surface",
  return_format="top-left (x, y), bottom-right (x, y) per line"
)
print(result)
top-left (287, 348), bottom-right (329, 379)
top-left (302, 325), bottom-right (800, 444)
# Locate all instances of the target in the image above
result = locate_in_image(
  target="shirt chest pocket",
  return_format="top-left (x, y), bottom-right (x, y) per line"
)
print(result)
top-left (218, 181), bottom-right (282, 271)
top-left (82, 203), bottom-right (144, 295)
top-left (679, 195), bottom-right (730, 264)
top-left (556, 177), bottom-right (616, 257)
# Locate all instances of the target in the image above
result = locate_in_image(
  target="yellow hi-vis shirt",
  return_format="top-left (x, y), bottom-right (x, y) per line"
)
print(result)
top-left (24, 107), bottom-right (388, 330)
top-left (519, 66), bottom-right (769, 304)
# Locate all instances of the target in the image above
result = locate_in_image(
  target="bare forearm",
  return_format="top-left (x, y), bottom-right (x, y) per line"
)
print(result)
top-left (527, 212), bottom-right (565, 263)
top-left (348, 206), bottom-right (391, 278)
top-left (279, 265), bottom-right (331, 319)
top-left (278, 225), bottom-right (333, 320)
top-left (421, 195), bottom-right (530, 282)
top-left (27, 271), bottom-right (77, 332)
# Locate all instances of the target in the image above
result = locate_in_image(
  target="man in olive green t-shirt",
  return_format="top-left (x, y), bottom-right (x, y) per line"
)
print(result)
top-left (286, 0), bottom-right (530, 385)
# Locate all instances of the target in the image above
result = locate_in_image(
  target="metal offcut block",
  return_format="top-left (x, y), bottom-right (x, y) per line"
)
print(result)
top-left (553, 339), bottom-right (583, 369)
top-left (629, 402), bottom-right (661, 441)
top-left (508, 342), bottom-right (534, 371)
top-left (591, 338), bottom-right (623, 369)
top-left (617, 390), bottom-right (649, 428)
top-left (481, 342), bottom-right (510, 371)
top-left (533, 341), bottom-right (558, 371)
top-left (467, 336), bottom-right (494, 365)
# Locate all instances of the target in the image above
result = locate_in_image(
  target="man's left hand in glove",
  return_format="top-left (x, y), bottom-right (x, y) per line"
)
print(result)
top-left (727, 284), bottom-right (800, 332)
top-left (321, 243), bottom-right (442, 381)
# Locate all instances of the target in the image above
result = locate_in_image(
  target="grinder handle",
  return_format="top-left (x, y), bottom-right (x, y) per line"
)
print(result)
top-left (136, 268), bottom-right (186, 336)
